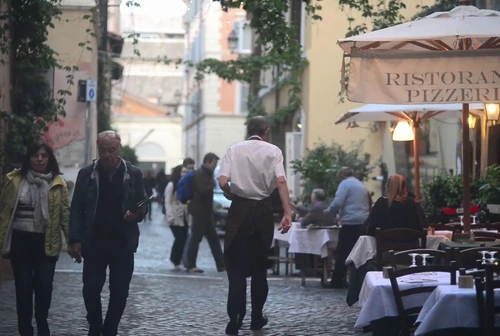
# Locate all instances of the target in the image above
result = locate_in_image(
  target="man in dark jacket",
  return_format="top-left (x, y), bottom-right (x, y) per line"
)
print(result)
top-left (293, 189), bottom-right (336, 228)
top-left (185, 152), bottom-right (225, 273)
top-left (68, 131), bottom-right (147, 336)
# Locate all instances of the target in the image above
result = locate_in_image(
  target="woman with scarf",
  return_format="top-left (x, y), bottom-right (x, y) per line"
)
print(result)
top-left (164, 165), bottom-right (189, 270)
top-left (0, 142), bottom-right (70, 336)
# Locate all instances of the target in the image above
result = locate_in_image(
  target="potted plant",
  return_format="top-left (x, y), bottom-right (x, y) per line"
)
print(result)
top-left (479, 165), bottom-right (500, 214)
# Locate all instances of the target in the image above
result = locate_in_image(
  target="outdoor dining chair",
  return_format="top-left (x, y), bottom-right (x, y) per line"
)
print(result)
top-left (375, 228), bottom-right (427, 266)
top-left (388, 248), bottom-right (451, 269)
top-left (474, 263), bottom-right (500, 336)
top-left (387, 262), bottom-right (457, 336)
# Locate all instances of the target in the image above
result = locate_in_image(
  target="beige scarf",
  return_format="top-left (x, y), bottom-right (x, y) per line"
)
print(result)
top-left (25, 170), bottom-right (53, 231)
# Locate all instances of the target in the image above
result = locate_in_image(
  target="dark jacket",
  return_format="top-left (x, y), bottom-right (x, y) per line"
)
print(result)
top-left (365, 197), bottom-right (426, 236)
top-left (189, 166), bottom-right (215, 217)
top-left (299, 201), bottom-right (337, 227)
top-left (69, 159), bottom-right (147, 254)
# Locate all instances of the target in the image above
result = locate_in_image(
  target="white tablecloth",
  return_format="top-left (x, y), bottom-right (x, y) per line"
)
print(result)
top-left (355, 271), bottom-right (456, 328)
top-left (346, 235), bottom-right (452, 269)
top-left (415, 285), bottom-right (500, 335)
top-left (271, 222), bottom-right (340, 258)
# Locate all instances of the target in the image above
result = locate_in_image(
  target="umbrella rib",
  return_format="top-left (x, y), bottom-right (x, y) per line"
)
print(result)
top-left (391, 41), bottom-right (409, 50)
top-left (387, 111), bottom-right (412, 122)
top-left (427, 40), bottom-right (452, 51)
top-left (408, 41), bottom-right (440, 51)
top-left (335, 112), bottom-right (358, 125)
top-left (478, 37), bottom-right (500, 49)
top-left (361, 41), bottom-right (388, 50)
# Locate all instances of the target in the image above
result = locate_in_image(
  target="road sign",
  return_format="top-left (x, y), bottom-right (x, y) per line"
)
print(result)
top-left (86, 79), bottom-right (97, 102)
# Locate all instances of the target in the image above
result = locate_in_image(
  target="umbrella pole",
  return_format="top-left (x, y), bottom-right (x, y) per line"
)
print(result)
top-left (462, 103), bottom-right (471, 233)
top-left (413, 126), bottom-right (420, 200)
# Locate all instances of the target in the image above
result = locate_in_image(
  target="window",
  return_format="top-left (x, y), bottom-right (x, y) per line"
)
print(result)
top-left (237, 82), bottom-right (250, 114)
top-left (233, 20), bottom-right (252, 54)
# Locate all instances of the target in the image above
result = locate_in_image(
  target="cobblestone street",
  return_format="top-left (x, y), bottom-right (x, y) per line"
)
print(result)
top-left (0, 204), bottom-right (363, 336)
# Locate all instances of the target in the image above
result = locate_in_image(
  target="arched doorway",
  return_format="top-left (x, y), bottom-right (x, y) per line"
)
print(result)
top-left (135, 142), bottom-right (166, 172)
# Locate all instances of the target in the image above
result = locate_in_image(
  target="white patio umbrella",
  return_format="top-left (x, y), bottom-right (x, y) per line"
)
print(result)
top-left (337, 2), bottom-right (500, 232)
top-left (335, 103), bottom-right (485, 199)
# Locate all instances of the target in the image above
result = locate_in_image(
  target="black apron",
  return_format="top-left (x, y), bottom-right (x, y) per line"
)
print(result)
top-left (224, 194), bottom-right (274, 277)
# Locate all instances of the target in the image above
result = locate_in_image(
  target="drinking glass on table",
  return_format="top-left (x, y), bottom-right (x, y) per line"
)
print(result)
top-left (420, 254), bottom-right (430, 266)
top-left (409, 253), bottom-right (419, 267)
top-left (479, 251), bottom-right (489, 264)
top-left (472, 215), bottom-right (477, 225)
top-left (459, 216), bottom-right (464, 225)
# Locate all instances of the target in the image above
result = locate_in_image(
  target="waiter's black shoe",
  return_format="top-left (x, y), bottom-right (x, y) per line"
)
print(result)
top-left (225, 320), bottom-right (243, 335)
top-left (250, 315), bottom-right (268, 331)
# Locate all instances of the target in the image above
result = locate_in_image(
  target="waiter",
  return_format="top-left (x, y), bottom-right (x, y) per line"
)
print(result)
top-left (218, 116), bottom-right (292, 336)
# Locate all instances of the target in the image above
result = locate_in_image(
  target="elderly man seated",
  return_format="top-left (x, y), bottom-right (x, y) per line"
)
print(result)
top-left (292, 189), bottom-right (336, 228)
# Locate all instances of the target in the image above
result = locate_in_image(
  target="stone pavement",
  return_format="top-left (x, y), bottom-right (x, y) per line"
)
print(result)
top-left (0, 203), bottom-right (363, 336)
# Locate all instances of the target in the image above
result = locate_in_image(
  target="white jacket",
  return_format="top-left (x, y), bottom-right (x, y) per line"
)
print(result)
top-left (164, 182), bottom-right (187, 227)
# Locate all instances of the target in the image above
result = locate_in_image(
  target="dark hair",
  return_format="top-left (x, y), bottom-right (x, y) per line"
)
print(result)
top-left (20, 142), bottom-right (61, 176)
top-left (170, 165), bottom-right (183, 193)
top-left (183, 157), bottom-right (195, 166)
top-left (203, 152), bottom-right (219, 164)
top-left (247, 116), bottom-right (269, 137)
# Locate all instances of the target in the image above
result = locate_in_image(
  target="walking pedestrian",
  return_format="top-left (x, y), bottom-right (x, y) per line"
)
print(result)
top-left (324, 167), bottom-right (370, 288)
top-left (185, 153), bottom-right (225, 273)
top-left (182, 157), bottom-right (195, 171)
top-left (165, 165), bottom-right (189, 270)
top-left (0, 142), bottom-right (70, 336)
top-left (68, 130), bottom-right (148, 336)
top-left (218, 116), bottom-right (292, 335)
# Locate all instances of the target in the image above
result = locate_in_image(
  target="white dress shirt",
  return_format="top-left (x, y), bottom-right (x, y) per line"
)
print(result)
top-left (218, 137), bottom-right (286, 201)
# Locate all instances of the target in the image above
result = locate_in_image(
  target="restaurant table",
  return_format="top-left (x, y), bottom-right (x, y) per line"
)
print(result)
top-left (415, 285), bottom-right (500, 335)
top-left (438, 240), bottom-right (500, 251)
top-left (355, 271), bottom-right (456, 330)
top-left (272, 223), bottom-right (340, 257)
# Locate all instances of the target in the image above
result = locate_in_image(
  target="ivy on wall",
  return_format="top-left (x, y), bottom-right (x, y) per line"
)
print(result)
top-left (0, 0), bottom-right (77, 170)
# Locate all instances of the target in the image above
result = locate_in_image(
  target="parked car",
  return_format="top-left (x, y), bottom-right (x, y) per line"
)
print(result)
top-left (213, 167), bottom-right (231, 235)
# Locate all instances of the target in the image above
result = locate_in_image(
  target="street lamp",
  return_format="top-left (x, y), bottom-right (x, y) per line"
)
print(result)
top-left (392, 121), bottom-right (414, 141)
top-left (485, 103), bottom-right (500, 123)
top-left (227, 29), bottom-right (239, 52)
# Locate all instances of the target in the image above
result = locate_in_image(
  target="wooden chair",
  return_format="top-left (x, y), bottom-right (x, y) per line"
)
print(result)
top-left (388, 262), bottom-right (457, 336)
top-left (388, 248), bottom-right (451, 269)
top-left (454, 247), bottom-right (500, 268)
top-left (376, 228), bottom-right (427, 266)
top-left (474, 231), bottom-right (500, 242)
top-left (474, 263), bottom-right (500, 336)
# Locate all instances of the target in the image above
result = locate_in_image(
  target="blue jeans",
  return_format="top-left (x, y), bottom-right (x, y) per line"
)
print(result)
top-left (10, 230), bottom-right (57, 336)
top-left (82, 244), bottom-right (134, 336)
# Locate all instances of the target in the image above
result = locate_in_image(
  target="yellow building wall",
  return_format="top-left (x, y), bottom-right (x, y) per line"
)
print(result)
top-left (46, 7), bottom-right (99, 161)
top-left (303, 0), bottom-right (435, 197)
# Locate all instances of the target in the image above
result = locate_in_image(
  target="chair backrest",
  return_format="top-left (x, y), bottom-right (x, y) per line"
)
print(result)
top-left (475, 263), bottom-right (500, 336)
top-left (388, 248), bottom-right (451, 269)
top-left (455, 247), bottom-right (500, 268)
top-left (376, 228), bottom-right (427, 266)
top-left (473, 231), bottom-right (500, 242)
top-left (388, 262), bottom-right (457, 336)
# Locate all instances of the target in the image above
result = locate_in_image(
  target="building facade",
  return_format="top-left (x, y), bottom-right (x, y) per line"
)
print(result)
top-left (45, 0), bottom-right (100, 183)
top-left (112, 91), bottom-right (183, 172)
top-left (183, 0), bottom-right (249, 164)
top-left (259, 0), bottom-right (459, 199)
top-left (111, 0), bottom-right (185, 172)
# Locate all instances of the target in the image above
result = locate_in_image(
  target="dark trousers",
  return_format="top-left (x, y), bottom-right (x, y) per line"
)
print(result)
top-left (332, 224), bottom-right (363, 285)
top-left (185, 213), bottom-right (224, 269)
top-left (227, 262), bottom-right (268, 322)
top-left (82, 245), bottom-right (134, 336)
top-left (170, 224), bottom-right (188, 266)
top-left (10, 230), bottom-right (57, 336)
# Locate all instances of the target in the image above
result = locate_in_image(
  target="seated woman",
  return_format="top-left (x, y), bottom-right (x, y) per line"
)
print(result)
top-left (365, 174), bottom-right (426, 236)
